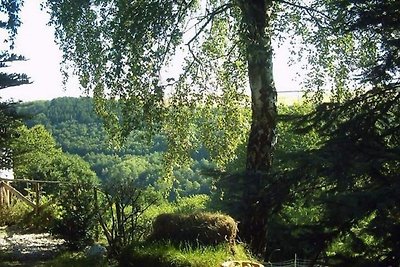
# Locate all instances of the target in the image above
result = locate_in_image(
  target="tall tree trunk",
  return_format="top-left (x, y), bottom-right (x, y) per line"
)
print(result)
top-left (237, 0), bottom-right (277, 257)
top-left (240, 0), bottom-right (277, 171)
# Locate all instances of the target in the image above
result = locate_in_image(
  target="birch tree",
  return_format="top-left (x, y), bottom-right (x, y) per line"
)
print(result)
top-left (42, 0), bottom-right (369, 256)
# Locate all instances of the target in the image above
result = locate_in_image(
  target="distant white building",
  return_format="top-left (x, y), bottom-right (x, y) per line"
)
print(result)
top-left (0, 169), bottom-right (14, 180)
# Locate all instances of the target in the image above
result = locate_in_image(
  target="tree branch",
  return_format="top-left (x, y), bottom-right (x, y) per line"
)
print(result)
top-left (277, 0), bottom-right (331, 21)
top-left (186, 2), bottom-right (233, 46)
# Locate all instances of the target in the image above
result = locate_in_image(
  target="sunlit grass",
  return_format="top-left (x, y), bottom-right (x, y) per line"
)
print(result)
top-left (120, 241), bottom-right (257, 267)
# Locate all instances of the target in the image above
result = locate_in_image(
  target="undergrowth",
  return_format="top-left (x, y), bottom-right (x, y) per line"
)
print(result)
top-left (42, 251), bottom-right (115, 267)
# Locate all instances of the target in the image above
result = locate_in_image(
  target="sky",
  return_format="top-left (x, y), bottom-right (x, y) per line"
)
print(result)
top-left (1, 1), bottom-right (302, 103)
top-left (1, 0), bottom-right (81, 102)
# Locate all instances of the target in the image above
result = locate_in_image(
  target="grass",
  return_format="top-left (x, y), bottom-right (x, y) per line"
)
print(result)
top-left (41, 251), bottom-right (116, 267)
top-left (0, 251), bottom-right (113, 267)
top-left (119, 241), bottom-right (258, 267)
top-left (0, 244), bottom-right (257, 267)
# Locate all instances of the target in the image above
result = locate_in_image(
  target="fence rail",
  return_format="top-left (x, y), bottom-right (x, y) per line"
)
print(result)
top-left (0, 177), bottom-right (61, 211)
top-left (267, 258), bottom-right (329, 267)
top-left (0, 177), bottom-right (61, 184)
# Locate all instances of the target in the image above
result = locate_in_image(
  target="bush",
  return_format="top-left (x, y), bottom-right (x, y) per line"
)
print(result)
top-left (148, 212), bottom-right (237, 246)
top-left (0, 201), bottom-right (31, 226)
top-left (139, 194), bottom-right (211, 238)
top-left (95, 182), bottom-right (159, 258)
top-left (52, 181), bottom-right (97, 250)
top-left (19, 201), bottom-right (60, 232)
top-left (0, 197), bottom-right (59, 232)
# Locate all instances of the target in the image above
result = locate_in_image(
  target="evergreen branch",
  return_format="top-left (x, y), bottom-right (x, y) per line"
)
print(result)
top-left (0, 73), bottom-right (31, 89)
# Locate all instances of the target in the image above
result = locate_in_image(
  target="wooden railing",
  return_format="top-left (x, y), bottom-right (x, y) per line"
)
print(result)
top-left (0, 177), bottom-right (61, 211)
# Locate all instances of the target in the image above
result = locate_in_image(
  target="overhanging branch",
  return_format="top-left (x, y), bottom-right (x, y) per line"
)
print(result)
top-left (185, 2), bottom-right (233, 47)
top-left (277, 0), bottom-right (331, 20)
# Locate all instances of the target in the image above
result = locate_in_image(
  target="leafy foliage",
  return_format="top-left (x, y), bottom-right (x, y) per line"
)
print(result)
top-left (52, 157), bottom-right (99, 250)
top-left (265, 0), bottom-right (400, 265)
top-left (10, 124), bottom-right (62, 180)
top-left (16, 97), bottom-right (217, 198)
top-left (95, 178), bottom-right (158, 258)
top-left (44, 0), bottom-right (253, 173)
top-left (0, 200), bottom-right (31, 226)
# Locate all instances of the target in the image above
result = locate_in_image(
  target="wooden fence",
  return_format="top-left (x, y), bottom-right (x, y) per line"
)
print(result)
top-left (0, 177), bottom-right (61, 212)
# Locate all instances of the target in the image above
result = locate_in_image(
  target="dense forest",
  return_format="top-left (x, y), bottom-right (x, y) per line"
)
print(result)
top-left (15, 97), bottom-right (214, 199)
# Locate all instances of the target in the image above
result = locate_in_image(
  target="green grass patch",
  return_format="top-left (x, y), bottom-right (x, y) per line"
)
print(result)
top-left (41, 252), bottom-right (115, 267)
top-left (119, 242), bottom-right (257, 267)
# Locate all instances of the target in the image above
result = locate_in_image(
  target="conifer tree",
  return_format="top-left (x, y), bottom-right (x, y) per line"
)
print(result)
top-left (0, 0), bottom-right (30, 169)
top-left (276, 1), bottom-right (400, 264)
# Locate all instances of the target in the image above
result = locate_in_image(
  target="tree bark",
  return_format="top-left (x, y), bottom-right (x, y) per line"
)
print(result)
top-left (237, 0), bottom-right (277, 257)
top-left (240, 0), bottom-right (277, 172)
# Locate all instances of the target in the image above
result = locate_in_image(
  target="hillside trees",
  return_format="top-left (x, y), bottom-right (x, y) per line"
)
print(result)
top-left (17, 98), bottom-right (215, 199)
top-left (10, 124), bottom-right (61, 179)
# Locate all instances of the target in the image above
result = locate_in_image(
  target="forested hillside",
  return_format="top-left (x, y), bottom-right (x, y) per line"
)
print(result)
top-left (16, 97), bottom-right (212, 198)
top-left (17, 97), bottom-right (156, 155)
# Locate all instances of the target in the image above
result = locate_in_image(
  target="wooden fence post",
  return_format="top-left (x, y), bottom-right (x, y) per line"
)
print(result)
top-left (0, 181), bottom-right (11, 207)
top-left (0, 181), bottom-right (4, 206)
top-left (35, 183), bottom-right (40, 214)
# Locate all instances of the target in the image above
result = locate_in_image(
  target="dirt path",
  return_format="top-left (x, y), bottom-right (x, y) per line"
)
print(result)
top-left (0, 226), bottom-right (65, 266)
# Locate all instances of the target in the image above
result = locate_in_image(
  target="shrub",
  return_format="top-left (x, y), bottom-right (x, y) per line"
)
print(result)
top-left (0, 200), bottom-right (31, 226)
top-left (95, 181), bottom-right (159, 258)
top-left (148, 212), bottom-right (237, 246)
top-left (174, 194), bottom-right (210, 214)
top-left (139, 194), bottom-right (211, 238)
top-left (0, 196), bottom-right (60, 232)
top-left (52, 181), bottom-right (97, 250)
top-left (19, 201), bottom-right (60, 232)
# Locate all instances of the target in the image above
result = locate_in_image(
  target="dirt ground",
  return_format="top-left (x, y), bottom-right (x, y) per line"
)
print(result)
top-left (0, 226), bottom-right (65, 266)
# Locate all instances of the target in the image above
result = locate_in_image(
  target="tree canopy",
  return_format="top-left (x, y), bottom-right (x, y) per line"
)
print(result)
top-left (44, 0), bottom-right (277, 171)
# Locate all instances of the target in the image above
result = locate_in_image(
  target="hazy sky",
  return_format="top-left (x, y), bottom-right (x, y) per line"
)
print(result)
top-left (1, 0), bottom-right (81, 102)
top-left (2, 1), bottom-right (301, 102)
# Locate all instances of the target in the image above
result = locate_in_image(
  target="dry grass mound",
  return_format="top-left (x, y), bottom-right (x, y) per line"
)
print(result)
top-left (148, 212), bottom-right (237, 246)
